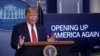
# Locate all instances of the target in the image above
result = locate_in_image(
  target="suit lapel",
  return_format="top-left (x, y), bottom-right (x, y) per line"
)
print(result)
top-left (23, 22), bottom-right (31, 42)
top-left (36, 24), bottom-right (41, 41)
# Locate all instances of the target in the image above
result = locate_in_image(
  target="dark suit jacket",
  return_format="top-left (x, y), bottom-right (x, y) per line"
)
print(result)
top-left (11, 22), bottom-right (47, 56)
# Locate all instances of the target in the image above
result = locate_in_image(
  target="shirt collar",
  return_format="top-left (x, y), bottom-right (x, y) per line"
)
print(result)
top-left (26, 21), bottom-right (36, 28)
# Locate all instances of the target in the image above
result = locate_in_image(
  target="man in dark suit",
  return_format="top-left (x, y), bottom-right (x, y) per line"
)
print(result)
top-left (11, 7), bottom-right (55, 56)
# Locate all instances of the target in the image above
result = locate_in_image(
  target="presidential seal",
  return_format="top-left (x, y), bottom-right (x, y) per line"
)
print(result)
top-left (43, 45), bottom-right (57, 56)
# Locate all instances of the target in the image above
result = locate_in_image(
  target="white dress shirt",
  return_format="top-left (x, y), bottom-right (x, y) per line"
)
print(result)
top-left (27, 22), bottom-right (38, 42)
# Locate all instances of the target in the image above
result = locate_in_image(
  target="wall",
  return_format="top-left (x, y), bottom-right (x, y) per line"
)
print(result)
top-left (57, 0), bottom-right (83, 13)
top-left (90, 0), bottom-right (100, 13)
top-left (0, 30), bottom-right (15, 56)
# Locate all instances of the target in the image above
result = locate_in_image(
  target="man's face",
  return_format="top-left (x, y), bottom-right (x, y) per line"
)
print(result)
top-left (26, 11), bottom-right (38, 25)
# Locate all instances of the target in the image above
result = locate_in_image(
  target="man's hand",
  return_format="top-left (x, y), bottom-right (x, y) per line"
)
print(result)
top-left (47, 32), bottom-right (56, 42)
top-left (19, 35), bottom-right (25, 47)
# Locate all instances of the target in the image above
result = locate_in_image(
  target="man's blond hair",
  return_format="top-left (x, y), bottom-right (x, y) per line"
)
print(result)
top-left (25, 7), bottom-right (37, 15)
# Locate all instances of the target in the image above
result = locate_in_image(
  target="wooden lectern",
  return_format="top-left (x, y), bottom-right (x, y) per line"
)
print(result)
top-left (18, 41), bottom-right (74, 56)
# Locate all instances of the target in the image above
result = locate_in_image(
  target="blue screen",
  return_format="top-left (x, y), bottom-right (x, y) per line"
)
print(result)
top-left (44, 14), bottom-right (100, 51)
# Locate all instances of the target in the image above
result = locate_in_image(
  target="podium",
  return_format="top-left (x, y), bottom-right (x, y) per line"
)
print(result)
top-left (18, 41), bottom-right (74, 56)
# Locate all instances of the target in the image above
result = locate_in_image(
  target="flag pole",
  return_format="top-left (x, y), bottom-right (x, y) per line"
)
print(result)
top-left (38, 0), bottom-right (41, 24)
top-left (37, 0), bottom-right (44, 25)
top-left (37, 0), bottom-right (40, 7)
top-left (38, 0), bottom-right (40, 3)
